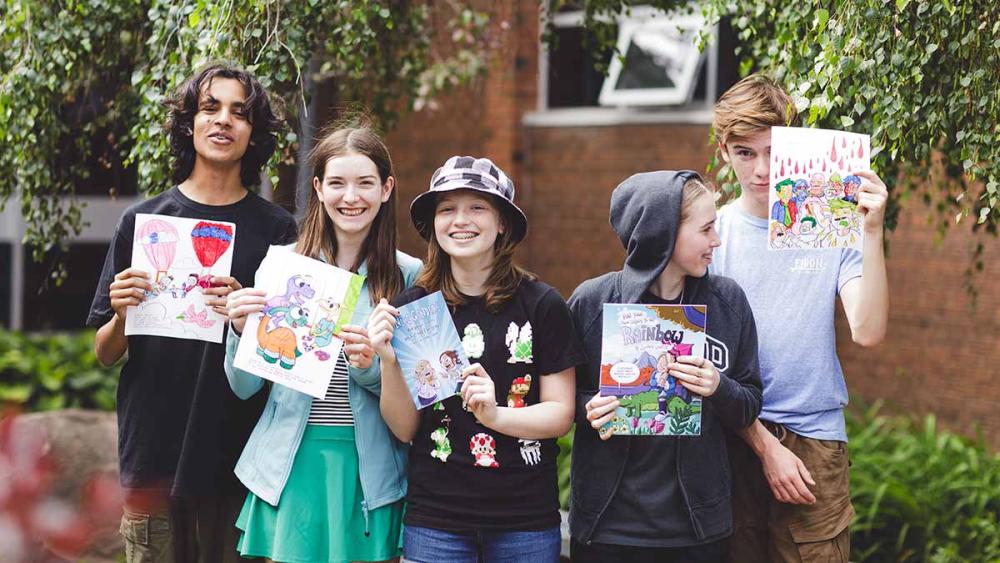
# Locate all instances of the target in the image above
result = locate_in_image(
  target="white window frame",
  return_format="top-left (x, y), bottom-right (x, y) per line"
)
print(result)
top-left (531, 4), bottom-right (718, 128)
top-left (597, 9), bottom-right (708, 107)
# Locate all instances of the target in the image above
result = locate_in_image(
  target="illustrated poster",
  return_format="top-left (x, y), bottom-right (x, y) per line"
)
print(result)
top-left (599, 304), bottom-right (707, 436)
top-left (391, 291), bottom-right (469, 410)
top-left (125, 213), bottom-right (236, 343)
top-left (768, 126), bottom-right (870, 251)
top-left (233, 246), bottom-right (364, 399)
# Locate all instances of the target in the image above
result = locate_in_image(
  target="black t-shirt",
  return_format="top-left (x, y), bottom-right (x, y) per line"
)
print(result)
top-left (591, 290), bottom-right (701, 547)
top-left (86, 187), bottom-right (297, 497)
top-left (394, 279), bottom-right (584, 531)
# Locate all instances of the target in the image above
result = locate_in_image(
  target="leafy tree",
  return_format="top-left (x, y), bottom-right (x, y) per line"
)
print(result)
top-left (0, 0), bottom-right (491, 281)
top-left (553, 0), bottom-right (999, 290)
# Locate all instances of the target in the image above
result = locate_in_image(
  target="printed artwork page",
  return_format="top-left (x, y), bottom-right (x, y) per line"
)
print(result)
top-left (125, 213), bottom-right (236, 343)
top-left (391, 291), bottom-right (469, 410)
top-left (768, 126), bottom-right (871, 251)
top-left (233, 246), bottom-right (365, 398)
top-left (600, 303), bottom-right (707, 436)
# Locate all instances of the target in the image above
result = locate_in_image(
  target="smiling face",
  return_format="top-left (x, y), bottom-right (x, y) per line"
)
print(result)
top-left (440, 352), bottom-right (455, 370)
top-left (671, 193), bottom-right (721, 278)
top-left (719, 129), bottom-right (771, 217)
top-left (313, 152), bottom-right (393, 239)
top-left (191, 77), bottom-right (252, 168)
top-left (433, 190), bottom-right (504, 262)
top-left (415, 360), bottom-right (434, 383)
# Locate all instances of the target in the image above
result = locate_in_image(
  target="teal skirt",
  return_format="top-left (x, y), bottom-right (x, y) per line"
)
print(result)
top-left (235, 424), bottom-right (404, 563)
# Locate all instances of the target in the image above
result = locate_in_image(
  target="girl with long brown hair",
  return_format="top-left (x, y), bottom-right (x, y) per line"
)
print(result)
top-left (369, 156), bottom-right (582, 562)
top-left (223, 123), bottom-right (421, 563)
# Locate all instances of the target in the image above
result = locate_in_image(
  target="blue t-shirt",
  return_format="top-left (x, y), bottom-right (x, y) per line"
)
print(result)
top-left (710, 202), bottom-right (862, 441)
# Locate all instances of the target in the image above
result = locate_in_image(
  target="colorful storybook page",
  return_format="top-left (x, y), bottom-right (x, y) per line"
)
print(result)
top-left (391, 291), bottom-right (469, 410)
top-left (125, 213), bottom-right (235, 343)
top-left (600, 304), bottom-right (708, 437)
top-left (768, 126), bottom-right (871, 251)
top-left (233, 246), bottom-right (364, 399)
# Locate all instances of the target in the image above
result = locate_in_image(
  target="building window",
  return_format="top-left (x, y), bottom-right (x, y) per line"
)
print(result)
top-left (22, 243), bottom-right (110, 331)
top-left (539, 4), bottom-right (742, 114)
top-left (597, 10), bottom-right (706, 107)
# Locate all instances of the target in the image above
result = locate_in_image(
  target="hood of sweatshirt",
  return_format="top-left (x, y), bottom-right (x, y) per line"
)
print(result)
top-left (609, 169), bottom-right (700, 302)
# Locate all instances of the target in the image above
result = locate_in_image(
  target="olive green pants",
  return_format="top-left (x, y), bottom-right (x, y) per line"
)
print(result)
top-left (120, 491), bottom-right (252, 563)
top-left (726, 424), bottom-right (854, 563)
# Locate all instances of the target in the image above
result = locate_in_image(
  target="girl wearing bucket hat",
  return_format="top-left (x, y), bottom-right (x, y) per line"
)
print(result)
top-left (566, 171), bottom-right (763, 563)
top-left (369, 156), bottom-right (584, 562)
top-left (223, 124), bottom-right (421, 563)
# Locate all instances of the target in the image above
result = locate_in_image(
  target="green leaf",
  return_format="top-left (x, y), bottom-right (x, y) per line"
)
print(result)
top-left (840, 115), bottom-right (856, 127)
top-left (815, 9), bottom-right (829, 33)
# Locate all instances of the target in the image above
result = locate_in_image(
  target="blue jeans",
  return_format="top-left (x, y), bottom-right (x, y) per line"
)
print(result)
top-left (403, 524), bottom-right (562, 563)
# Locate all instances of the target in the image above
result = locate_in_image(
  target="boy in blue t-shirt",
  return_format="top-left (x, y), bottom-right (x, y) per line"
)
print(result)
top-left (709, 74), bottom-right (889, 562)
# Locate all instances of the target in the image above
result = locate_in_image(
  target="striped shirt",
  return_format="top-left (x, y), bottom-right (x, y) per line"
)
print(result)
top-left (306, 352), bottom-right (354, 426)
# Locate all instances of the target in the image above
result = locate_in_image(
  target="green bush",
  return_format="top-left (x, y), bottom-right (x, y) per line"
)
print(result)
top-left (557, 404), bottom-right (1000, 562)
top-left (0, 330), bottom-right (119, 412)
top-left (848, 402), bottom-right (1000, 562)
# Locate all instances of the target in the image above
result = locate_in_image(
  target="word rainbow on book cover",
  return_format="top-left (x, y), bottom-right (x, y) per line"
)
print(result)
top-left (600, 304), bottom-right (707, 437)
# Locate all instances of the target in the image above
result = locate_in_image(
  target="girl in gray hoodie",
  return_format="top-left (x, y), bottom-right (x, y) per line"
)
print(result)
top-left (568, 171), bottom-right (763, 563)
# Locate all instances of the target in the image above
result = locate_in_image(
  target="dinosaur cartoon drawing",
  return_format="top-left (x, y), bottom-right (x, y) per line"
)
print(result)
top-left (619, 390), bottom-right (659, 418)
top-left (264, 275), bottom-right (316, 329)
top-left (256, 314), bottom-right (301, 369)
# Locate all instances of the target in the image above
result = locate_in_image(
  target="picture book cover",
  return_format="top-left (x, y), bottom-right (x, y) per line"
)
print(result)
top-left (391, 291), bottom-right (469, 410)
top-left (768, 126), bottom-right (871, 251)
top-left (599, 303), bottom-right (708, 436)
top-left (125, 213), bottom-right (236, 343)
top-left (233, 246), bottom-right (365, 399)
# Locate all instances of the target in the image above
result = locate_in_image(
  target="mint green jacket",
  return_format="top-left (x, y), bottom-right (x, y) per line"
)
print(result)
top-left (224, 250), bottom-right (422, 523)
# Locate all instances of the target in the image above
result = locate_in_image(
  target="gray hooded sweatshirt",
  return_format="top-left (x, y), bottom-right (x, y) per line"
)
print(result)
top-left (567, 170), bottom-right (763, 546)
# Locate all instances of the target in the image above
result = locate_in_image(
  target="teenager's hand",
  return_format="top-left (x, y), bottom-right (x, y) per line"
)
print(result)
top-left (762, 440), bottom-right (817, 505)
top-left (226, 288), bottom-right (267, 334)
top-left (109, 268), bottom-right (152, 320)
top-left (854, 170), bottom-right (888, 234)
top-left (461, 363), bottom-right (498, 426)
top-left (340, 325), bottom-right (375, 370)
top-left (585, 394), bottom-right (620, 440)
top-left (367, 299), bottom-right (399, 362)
top-left (671, 356), bottom-right (721, 397)
top-left (203, 276), bottom-right (243, 316)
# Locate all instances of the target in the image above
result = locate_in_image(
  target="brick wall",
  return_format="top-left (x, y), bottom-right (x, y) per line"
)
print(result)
top-left (383, 1), bottom-right (1000, 448)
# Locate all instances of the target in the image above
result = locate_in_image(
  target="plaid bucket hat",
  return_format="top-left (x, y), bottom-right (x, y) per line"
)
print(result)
top-left (409, 156), bottom-right (528, 242)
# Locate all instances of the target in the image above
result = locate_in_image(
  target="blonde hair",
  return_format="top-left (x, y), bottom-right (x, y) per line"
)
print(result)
top-left (713, 74), bottom-right (798, 146)
top-left (681, 176), bottom-right (715, 223)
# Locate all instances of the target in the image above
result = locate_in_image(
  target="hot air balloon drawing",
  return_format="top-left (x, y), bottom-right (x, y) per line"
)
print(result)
top-left (191, 222), bottom-right (234, 279)
top-left (137, 219), bottom-right (179, 283)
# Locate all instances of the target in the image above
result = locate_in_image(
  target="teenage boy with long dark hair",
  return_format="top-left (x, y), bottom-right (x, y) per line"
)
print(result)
top-left (87, 63), bottom-right (297, 562)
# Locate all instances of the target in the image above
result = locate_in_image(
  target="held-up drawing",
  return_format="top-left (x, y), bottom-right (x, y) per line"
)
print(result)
top-left (125, 214), bottom-right (235, 343)
top-left (768, 126), bottom-right (871, 251)
top-left (599, 303), bottom-right (708, 437)
top-left (233, 246), bottom-right (365, 398)
top-left (391, 291), bottom-right (469, 410)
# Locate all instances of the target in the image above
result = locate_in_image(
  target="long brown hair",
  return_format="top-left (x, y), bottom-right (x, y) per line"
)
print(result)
top-left (295, 125), bottom-right (401, 304)
top-left (415, 195), bottom-right (534, 312)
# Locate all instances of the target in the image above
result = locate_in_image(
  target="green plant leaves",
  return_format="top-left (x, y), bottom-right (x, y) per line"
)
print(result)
top-left (0, 329), bottom-right (120, 412)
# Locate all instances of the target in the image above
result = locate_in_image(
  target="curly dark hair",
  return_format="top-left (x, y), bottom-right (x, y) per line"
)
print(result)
top-left (164, 63), bottom-right (282, 187)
